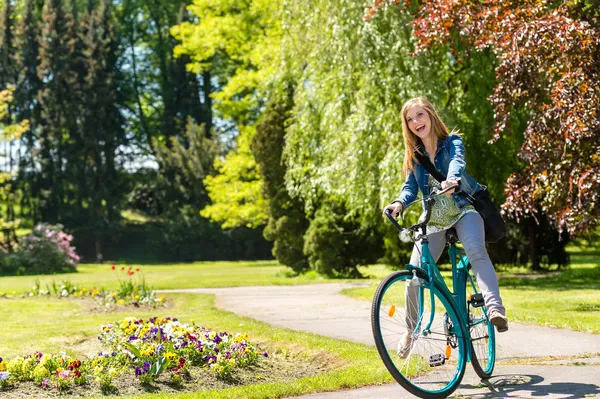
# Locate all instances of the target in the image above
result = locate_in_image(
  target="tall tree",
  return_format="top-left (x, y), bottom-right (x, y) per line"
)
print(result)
top-left (367, 0), bottom-right (600, 237)
top-left (36, 0), bottom-right (72, 222)
top-left (172, 0), bottom-right (282, 229)
top-left (13, 0), bottom-right (42, 221)
top-left (252, 84), bottom-right (309, 273)
top-left (77, 0), bottom-right (125, 260)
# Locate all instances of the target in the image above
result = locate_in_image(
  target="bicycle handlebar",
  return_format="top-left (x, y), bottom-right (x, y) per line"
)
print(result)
top-left (385, 185), bottom-right (461, 233)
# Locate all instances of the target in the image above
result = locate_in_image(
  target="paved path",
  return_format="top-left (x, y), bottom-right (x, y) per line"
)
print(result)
top-left (160, 284), bottom-right (600, 398)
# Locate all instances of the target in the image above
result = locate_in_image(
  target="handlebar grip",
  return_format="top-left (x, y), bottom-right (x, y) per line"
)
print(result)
top-left (384, 209), bottom-right (404, 232)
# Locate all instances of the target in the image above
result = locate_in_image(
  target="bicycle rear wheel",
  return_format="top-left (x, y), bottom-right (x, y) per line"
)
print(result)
top-left (371, 270), bottom-right (467, 399)
top-left (466, 271), bottom-right (496, 379)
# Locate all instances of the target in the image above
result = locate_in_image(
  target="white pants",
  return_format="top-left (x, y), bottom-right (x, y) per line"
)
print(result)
top-left (408, 212), bottom-right (506, 316)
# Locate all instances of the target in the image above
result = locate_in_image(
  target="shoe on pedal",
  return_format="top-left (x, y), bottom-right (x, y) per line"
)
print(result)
top-left (489, 310), bottom-right (509, 333)
top-left (397, 331), bottom-right (414, 359)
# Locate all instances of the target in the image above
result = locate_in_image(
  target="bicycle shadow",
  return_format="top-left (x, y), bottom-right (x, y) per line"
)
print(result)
top-left (458, 374), bottom-right (600, 398)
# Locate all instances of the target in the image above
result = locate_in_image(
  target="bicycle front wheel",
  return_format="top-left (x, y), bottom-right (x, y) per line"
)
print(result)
top-left (371, 270), bottom-right (467, 399)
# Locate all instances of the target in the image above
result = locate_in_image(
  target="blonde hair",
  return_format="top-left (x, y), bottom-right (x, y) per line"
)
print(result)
top-left (401, 97), bottom-right (455, 177)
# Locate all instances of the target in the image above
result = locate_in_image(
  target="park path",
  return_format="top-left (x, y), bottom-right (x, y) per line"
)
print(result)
top-left (159, 283), bottom-right (600, 398)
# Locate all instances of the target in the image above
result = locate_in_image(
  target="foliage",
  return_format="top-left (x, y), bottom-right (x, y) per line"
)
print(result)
top-left (152, 118), bottom-right (219, 213)
top-left (21, 266), bottom-right (168, 307)
top-left (0, 316), bottom-right (267, 393)
top-left (252, 85), bottom-right (309, 273)
top-left (367, 0), bottom-right (600, 236)
top-left (172, 0), bottom-right (283, 230)
top-left (0, 85), bottom-right (29, 251)
top-left (303, 203), bottom-right (383, 277)
top-left (3, 224), bottom-right (79, 275)
top-left (201, 127), bottom-right (269, 229)
top-left (99, 317), bottom-right (266, 381)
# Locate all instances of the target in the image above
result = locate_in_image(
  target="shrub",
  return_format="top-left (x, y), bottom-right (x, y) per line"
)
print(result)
top-left (5, 224), bottom-right (80, 275)
top-left (303, 203), bottom-right (383, 277)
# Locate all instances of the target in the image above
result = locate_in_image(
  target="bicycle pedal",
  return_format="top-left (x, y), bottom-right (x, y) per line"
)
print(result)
top-left (428, 353), bottom-right (446, 367)
top-left (468, 293), bottom-right (485, 308)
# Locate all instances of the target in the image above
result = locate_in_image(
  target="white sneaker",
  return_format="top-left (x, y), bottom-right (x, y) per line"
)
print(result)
top-left (489, 310), bottom-right (509, 333)
top-left (397, 331), bottom-right (414, 359)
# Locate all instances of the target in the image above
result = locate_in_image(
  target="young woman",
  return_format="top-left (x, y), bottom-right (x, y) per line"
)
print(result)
top-left (383, 98), bottom-right (508, 355)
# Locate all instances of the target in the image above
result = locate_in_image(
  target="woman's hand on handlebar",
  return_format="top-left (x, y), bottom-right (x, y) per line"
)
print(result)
top-left (383, 202), bottom-right (403, 218)
top-left (441, 179), bottom-right (459, 194)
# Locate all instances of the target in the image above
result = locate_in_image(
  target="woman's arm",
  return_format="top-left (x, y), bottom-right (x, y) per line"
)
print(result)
top-left (446, 134), bottom-right (467, 182)
top-left (394, 169), bottom-right (418, 208)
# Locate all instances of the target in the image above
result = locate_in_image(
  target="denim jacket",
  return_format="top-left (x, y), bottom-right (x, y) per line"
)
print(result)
top-left (395, 134), bottom-right (481, 209)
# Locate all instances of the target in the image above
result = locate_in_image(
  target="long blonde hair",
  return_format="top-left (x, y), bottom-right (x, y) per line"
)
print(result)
top-left (401, 97), bottom-right (454, 177)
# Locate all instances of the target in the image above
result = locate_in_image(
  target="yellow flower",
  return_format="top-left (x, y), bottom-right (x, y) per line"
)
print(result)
top-left (108, 368), bottom-right (117, 377)
top-left (0, 361), bottom-right (6, 372)
top-left (7, 357), bottom-right (24, 372)
top-left (39, 354), bottom-right (52, 367)
top-left (119, 299), bottom-right (125, 306)
top-left (164, 352), bottom-right (178, 361)
top-left (34, 365), bottom-right (49, 380)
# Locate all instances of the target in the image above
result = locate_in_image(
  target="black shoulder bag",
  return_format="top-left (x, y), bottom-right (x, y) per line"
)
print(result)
top-left (414, 150), bottom-right (506, 243)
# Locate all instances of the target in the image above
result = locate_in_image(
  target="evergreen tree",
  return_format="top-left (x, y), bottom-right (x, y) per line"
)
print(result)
top-left (37, 0), bottom-right (71, 222)
top-left (78, 0), bottom-right (125, 260)
top-left (13, 0), bottom-right (42, 222)
top-left (252, 85), bottom-right (309, 273)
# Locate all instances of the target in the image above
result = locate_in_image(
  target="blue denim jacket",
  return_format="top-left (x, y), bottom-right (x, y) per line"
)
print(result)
top-left (395, 134), bottom-right (481, 209)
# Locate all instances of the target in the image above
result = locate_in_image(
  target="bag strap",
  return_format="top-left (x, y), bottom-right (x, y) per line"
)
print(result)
top-left (414, 144), bottom-right (475, 204)
top-left (413, 145), bottom-right (446, 183)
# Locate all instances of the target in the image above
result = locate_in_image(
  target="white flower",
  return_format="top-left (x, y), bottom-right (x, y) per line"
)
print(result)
top-left (0, 371), bottom-right (10, 380)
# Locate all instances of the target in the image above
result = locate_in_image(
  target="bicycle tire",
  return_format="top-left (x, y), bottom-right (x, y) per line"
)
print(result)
top-left (371, 270), bottom-right (467, 399)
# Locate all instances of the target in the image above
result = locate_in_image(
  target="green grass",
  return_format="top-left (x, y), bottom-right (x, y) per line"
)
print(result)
top-left (343, 249), bottom-right (600, 334)
top-left (0, 293), bottom-right (393, 399)
top-left (0, 262), bottom-right (395, 295)
top-left (0, 261), bottom-right (341, 294)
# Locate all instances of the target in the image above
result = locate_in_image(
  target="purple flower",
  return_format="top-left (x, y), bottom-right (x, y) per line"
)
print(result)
top-left (263, 352), bottom-right (268, 357)
top-left (128, 336), bottom-right (138, 342)
top-left (214, 347), bottom-right (219, 353)
top-left (0, 371), bottom-right (10, 381)
top-left (213, 335), bottom-right (222, 344)
top-left (135, 367), bottom-right (142, 377)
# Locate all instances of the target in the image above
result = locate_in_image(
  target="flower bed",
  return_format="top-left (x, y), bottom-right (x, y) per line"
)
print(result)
top-left (0, 266), bottom-right (166, 308)
top-left (0, 317), bottom-right (267, 394)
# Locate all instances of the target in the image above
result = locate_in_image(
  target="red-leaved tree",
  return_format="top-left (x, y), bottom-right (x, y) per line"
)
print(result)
top-left (366, 0), bottom-right (600, 236)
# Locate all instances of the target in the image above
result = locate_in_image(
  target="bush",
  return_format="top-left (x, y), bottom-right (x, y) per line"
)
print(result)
top-left (3, 224), bottom-right (80, 275)
top-left (303, 203), bottom-right (383, 277)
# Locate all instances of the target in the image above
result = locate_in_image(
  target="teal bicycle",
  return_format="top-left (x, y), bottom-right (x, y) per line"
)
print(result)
top-left (372, 187), bottom-right (496, 398)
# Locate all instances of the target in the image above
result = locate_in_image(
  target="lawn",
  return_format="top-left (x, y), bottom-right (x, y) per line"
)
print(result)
top-left (0, 293), bottom-right (393, 398)
top-left (343, 248), bottom-right (600, 334)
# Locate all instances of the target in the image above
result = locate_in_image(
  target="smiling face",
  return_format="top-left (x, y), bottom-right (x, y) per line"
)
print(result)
top-left (404, 106), bottom-right (432, 141)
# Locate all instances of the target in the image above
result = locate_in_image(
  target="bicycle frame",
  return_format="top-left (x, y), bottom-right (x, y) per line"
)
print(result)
top-left (405, 234), bottom-right (482, 363)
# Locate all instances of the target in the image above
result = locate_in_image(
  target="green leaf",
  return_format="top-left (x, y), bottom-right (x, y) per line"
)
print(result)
top-left (124, 343), bottom-right (140, 359)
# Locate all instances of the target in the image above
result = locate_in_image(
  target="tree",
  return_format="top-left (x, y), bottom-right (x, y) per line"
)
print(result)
top-left (366, 0), bottom-right (600, 237)
top-left (76, 0), bottom-right (126, 260)
top-left (0, 85), bottom-right (29, 251)
top-left (172, 0), bottom-right (282, 229)
top-left (13, 0), bottom-right (43, 222)
top-left (252, 84), bottom-right (309, 273)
